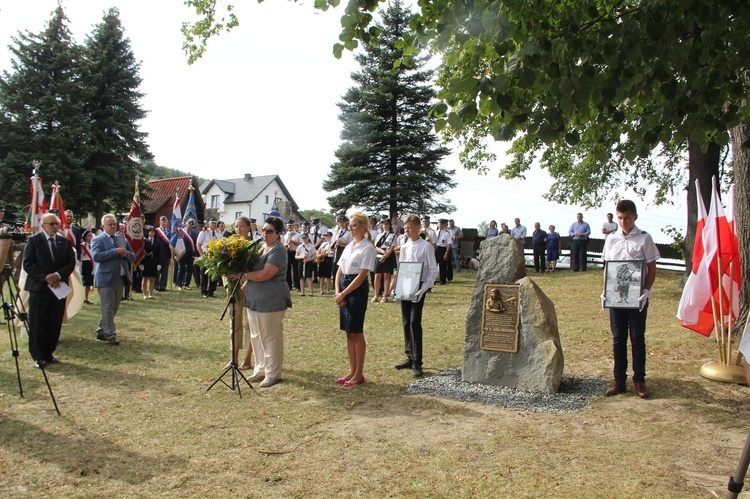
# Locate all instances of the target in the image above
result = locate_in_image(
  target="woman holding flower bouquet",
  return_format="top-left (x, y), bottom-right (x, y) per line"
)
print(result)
top-left (197, 217), bottom-right (258, 370)
top-left (230, 217), bottom-right (254, 370)
top-left (230, 216), bottom-right (291, 388)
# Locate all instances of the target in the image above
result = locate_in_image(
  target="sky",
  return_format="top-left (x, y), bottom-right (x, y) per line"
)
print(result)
top-left (0, 0), bottom-right (687, 242)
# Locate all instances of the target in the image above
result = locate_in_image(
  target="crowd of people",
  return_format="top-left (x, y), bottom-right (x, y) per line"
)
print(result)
top-left (10, 202), bottom-right (660, 398)
top-left (481, 212), bottom-right (627, 274)
top-left (11, 208), bottom-right (460, 387)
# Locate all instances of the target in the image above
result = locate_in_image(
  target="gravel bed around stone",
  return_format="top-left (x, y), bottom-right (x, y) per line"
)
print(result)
top-left (407, 367), bottom-right (608, 414)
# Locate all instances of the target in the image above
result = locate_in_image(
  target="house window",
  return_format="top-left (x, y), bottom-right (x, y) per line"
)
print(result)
top-left (265, 195), bottom-right (269, 204)
top-left (235, 212), bottom-right (243, 221)
top-left (210, 195), bottom-right (220, 209)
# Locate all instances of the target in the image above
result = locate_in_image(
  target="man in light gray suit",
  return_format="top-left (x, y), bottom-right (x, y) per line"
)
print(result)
top-left (92, 214), bottom-right (135, 345)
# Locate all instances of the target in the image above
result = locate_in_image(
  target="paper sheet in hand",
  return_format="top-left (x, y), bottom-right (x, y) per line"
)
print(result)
top-left (49, 281), bottom-right (72, 300)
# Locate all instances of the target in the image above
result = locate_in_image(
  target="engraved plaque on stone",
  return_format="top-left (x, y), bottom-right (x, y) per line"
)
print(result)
top-left (480, 283), bottom-right (520, 353)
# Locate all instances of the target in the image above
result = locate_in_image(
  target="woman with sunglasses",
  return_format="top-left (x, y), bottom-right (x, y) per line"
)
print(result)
top-left (230, 216), bottom-right (291, 388)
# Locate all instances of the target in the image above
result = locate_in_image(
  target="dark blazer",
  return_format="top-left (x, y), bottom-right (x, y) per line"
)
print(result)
top-left (143, 238), bottom-right (160, 268)
top-left (23, 231), bottom-right (77, 292)
top-left (69, 223), bottom-right (83, 259)
top-left (155, 227), bottom-right (172, 261)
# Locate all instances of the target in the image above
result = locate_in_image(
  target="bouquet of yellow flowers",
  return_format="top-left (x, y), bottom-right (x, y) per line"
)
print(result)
top-left (195, 235), bottom-right (261, 281)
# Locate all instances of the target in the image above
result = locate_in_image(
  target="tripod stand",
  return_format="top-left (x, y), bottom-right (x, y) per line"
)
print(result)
top-left (1, 264), bottom-right (61, 416)
top-left (206, 240), bottom-right (261, 398)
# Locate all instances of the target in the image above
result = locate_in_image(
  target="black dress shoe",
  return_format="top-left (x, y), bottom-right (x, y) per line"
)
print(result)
top-left (394, 359), bottom-right (412, 370)
top-left (108, 336), bottom-right (120, 346)
top-left (46, 356), bottom-right (60, 364)
top-left (411, 366), bottom-right (423, 377)
top-left (34, 360), bottom-right (48, 369)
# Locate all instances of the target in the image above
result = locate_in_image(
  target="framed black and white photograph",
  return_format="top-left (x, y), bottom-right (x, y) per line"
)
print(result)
top-left (603, 260), bottom-right (646, 309)
top-left (394, 261), bottom-right (424, 302)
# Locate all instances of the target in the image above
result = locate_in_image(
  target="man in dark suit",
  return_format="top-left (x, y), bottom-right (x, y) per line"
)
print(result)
top-left (92, 214), bottom-right (135, 345)
top-left (64, 209), bottom-right (83, 261)
top-left (22, 213), bottom-right (76, 367)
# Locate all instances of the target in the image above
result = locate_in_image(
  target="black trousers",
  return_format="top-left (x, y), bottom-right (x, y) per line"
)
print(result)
top-left (177, 257), bottom-right (194, 286)
top-left (27, 289), bottom-right (66, 361)
top-left (201, 270), bottom-right (218, 296)
top-left (572, 239), bottom-right (588, 271)
top-left (157, 255), bottom-right (170, 290)
top-left (609, 303), bottom-right (648, 383)
top-left (446, 249), bottom-right (454, 281)
top-left (401, 291), bottom-right (427, 367)
top-left (436, 246), bottom-right (449, 284)
top-left (533, 244), bottom-right (546, 272)
top-left (287, 250), bottom-right (299, 289)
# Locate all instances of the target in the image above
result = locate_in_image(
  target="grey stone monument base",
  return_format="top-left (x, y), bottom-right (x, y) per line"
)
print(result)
top-left (463, 235), bottom-right (564, 394)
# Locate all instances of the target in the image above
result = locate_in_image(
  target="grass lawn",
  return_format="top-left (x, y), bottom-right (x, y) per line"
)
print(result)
top-left (1, 268), bottom-right (749, 498)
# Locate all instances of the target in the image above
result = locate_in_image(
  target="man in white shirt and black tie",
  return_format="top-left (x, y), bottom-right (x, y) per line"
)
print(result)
top-left (434, 219), bottom-right (453, 285)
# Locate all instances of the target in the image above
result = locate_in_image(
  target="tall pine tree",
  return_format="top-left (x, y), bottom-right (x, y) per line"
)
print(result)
top-left (82, 8), bottom-right (151, 222)
top-left (323, 0), bottom-right (454, 218)
top-left (0, 7), bottom-right (150, 223)
top-left (0, 7), bottom-right (89, 212)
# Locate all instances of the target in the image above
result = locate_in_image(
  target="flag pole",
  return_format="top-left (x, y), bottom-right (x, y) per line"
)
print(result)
top-left (31, 161), bottom-right (40, 234)
top-left (710, 296), bottom-right (725, 364)
top-left (716, 255), bottom-right (727, 364)
top-left (727, 260), bottom-right (735, 366)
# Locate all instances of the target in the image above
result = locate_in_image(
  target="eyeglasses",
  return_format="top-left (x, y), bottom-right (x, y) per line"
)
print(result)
top-left (43, 222), bottom-right (59, 226)
top-left (262, 228), bottom-right (275, 234)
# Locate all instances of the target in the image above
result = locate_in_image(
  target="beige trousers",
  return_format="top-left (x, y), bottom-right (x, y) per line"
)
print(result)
top-left (247, 309), bottom-right (286, 380)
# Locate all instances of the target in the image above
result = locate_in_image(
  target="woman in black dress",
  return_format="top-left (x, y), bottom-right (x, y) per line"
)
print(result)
top-left (141, 227), bottom-right (160, 299)
top-left (372, 218), bottom-right (396, 303)
top-left (80, 229), bottom-right (95, 304)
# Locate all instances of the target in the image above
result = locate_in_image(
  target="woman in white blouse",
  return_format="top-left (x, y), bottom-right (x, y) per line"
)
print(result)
top-left (333, 212), bottom-right (377, 388)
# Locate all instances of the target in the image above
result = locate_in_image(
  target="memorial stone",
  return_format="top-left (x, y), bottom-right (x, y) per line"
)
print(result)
top-left (464, 234), bottom-right (564, 393)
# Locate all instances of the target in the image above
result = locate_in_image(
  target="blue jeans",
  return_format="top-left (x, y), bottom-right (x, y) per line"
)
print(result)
top-left (451, 246), bottom-right (461, 271)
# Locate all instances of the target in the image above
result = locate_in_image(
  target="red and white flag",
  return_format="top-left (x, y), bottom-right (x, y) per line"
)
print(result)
top-left (719, 183), bottom-right (741, 322)
top-left (49, 182), bottom-right (76, 247)
top-left (677, 178), bottom-right (739, 336)
top-left (124, 178), bottom-right (145, 265)
top-left (677, 180), bottom-right (717, 336)
top-left (28, 171), bottom-right (47, 231)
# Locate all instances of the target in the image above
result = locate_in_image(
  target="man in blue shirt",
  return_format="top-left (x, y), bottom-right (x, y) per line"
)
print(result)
top-left (568, 213), bottom-right (591, 271)
top-left (509, 218), bottom-right (527, 251)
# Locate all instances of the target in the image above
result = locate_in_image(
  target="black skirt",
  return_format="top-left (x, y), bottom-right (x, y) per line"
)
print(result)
top-left (339, 274), bottom-right (369, 333)
top-left (318, 256), bottom-right (332, 278)
top-left (81, 260), bottom-right (94, 287)
top-left (374, 252), bottom-right (396, 274)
